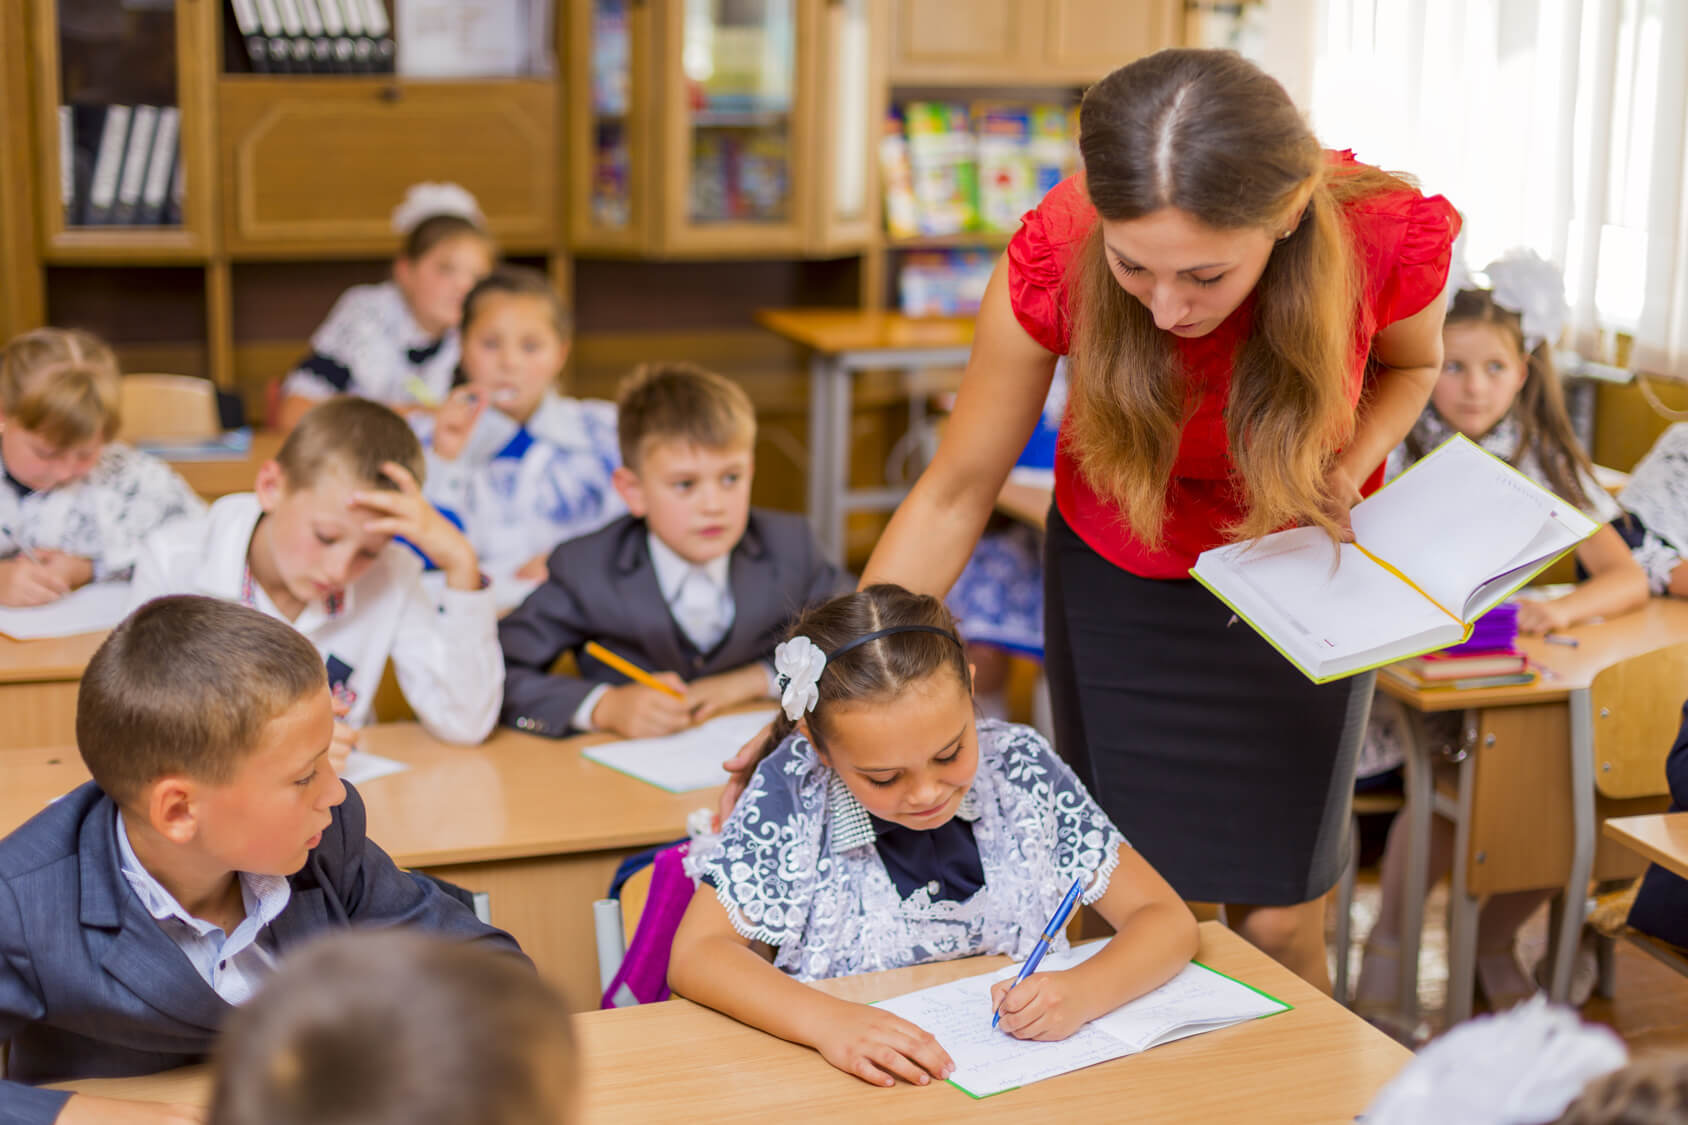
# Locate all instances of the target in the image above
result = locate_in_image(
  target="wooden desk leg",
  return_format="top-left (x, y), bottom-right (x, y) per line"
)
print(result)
top-left (1398, 708), bottom-right (1436, 1030)
top-left (1446, 724), bottom-right (1480, 1026)
top-left (1549, 688), bottom-right (1599, 1002)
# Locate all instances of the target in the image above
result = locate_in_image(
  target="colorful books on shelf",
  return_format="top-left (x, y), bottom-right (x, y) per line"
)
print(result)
top-left (61, 104), bottom-right (181, 228)
top-left (1191, 435), bottom-right (1599, 683)
top-left (898, 251), bottom-right (995, 316)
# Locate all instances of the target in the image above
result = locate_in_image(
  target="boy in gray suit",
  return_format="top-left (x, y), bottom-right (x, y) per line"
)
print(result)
top-left (499, 363), bottom-right (847, 739)
top-left (0, 597), bottom-right (520, 1125)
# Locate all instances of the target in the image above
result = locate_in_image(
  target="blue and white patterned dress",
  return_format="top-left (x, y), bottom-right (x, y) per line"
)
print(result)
top-left (687, 718), bottom-right (1126, 982)
top-left (417, 392), bottom-right (627, 592)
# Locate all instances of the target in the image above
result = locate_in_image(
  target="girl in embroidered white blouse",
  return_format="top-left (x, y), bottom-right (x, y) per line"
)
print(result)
top-left (669, 585), bottom-right (1198, 1089)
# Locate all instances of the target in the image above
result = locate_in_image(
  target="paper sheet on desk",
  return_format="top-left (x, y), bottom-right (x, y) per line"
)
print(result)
top-left (0, 583), bottom-right (131, 640)
top-left (875, 942), bottom-right (1290, 1098)
top-left (339, 750), bottom-right (409, 786)
top-left (583, 709), bottom-right (779, 793)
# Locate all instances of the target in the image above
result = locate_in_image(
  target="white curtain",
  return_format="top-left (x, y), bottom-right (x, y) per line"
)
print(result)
top-left (1305, 0), bottom-right (1688, 378)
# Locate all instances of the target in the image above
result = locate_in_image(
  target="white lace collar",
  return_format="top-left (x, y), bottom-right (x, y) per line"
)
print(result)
top-left (1410, 407), bottom-right (1523, 462)
top-left (825, 767), bottom-right (982, 854)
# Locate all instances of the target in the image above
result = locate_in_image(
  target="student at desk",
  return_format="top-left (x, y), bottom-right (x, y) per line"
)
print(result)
top-left (0, 328), bottom-right (202, 607)
top-left (1356, 253), bottom-right (1650, 1023)
top-left (0, 598), bottom-right (519, 1125)
top-left (499, 362), bottom-right (846, 739)
top-left (669, 586), bottom-right (1197, 1089)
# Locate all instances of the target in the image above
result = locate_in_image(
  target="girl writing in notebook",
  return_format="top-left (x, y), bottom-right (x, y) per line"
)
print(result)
top-left (1356, 252), bottom-right (1649, 1027)
top-left (417, 266), bottom-right (624, 596)
top-left (0, 327), bottom-right (202, 606)
top-left (669, 585), bottom-right (1197, 1088)
top-left (278, 183), bottom-right (496, 429)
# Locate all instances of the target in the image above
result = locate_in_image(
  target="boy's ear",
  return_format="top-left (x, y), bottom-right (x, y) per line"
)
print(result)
top-left (611, 465), bottom-right (648, 517)
top-left (967, 661), bottom-right (976, 695)
top-left (144, 776), bottom-right (201, 845)
top-left (254, 460), bottom-right (287, 512)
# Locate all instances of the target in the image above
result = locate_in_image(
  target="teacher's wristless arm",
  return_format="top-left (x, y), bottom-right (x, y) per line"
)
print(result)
top-left (861, 258), bottom-right (1058, 594)
top-left (1334, 288), bottom-right (1450, 491)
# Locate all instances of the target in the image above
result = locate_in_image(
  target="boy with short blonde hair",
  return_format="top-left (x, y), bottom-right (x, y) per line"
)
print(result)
top-left (500, 362), bottom-right (847, 739)
top-left (130, 397), bottom-right (502, 761)
top-left (210, 931), bottom-right (576, 1125)
top-left (0, 596), bottom-right (520, 1125)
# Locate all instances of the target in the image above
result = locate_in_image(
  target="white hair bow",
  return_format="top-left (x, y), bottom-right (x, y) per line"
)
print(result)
top-left (773, 636), bottom-right (826, 722)
top-left (1449, 248), bottom-right (1568, 354)
top-left (390, 182), bottom-right (484, 235)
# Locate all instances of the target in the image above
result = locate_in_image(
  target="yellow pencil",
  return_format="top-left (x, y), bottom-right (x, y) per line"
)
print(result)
top-left (584, 641), bottom-right (686, 700)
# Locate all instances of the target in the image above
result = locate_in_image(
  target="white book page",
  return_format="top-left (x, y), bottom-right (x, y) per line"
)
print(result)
top-left (339, 749), bottom-right (408, 786)
top-left (1351, 438), bottom-right (1589, 616)
top-left (0, 582), bottom-right (131, 640)
top-left (1200, 529), bottom-right (1454, 673)
top-left (877, 942), bottom-right (1289, 1098)
top-left (582, 709), bottom-right (778, 793)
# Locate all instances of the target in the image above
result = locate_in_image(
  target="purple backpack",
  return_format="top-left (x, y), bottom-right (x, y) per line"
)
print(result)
top-left (601, 842), bottom-right (695, 1008)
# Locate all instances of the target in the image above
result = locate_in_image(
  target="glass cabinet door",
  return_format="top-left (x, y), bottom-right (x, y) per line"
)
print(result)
top-left (569, 0), bottom-right (652, 251)
top-left (662, 0), bottom-right (808, 252)
top-left (807, 0), bottom-right (877, 251)
top-left (37, 0), bottom-right (210, 254)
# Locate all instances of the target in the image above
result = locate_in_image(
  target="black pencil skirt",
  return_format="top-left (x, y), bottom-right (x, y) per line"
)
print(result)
top-left (1043, 507), bottom-right (1375, 905)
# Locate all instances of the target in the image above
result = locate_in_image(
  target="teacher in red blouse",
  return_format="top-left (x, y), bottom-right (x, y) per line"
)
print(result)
top-left (861, 50), bottom-right (1460, 989)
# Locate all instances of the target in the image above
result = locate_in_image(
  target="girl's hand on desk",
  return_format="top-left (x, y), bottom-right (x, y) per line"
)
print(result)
top-left (989, 970), bottom-right (1090, 1041)
top-left (812, 1001), bottom-right (955, 1088)
top-left (593, 676), bottom-right (692, 739)
top-left (1515, 596), bottom-right (1571, 635)
top-left (0, 554), bottom-right (70, 605)
top-left (36, 548), bottom-right (93, 591)
top-left (430, 387), bottom-right (485, 461)
top-left (57, 1094), bottom-right (205, 1125)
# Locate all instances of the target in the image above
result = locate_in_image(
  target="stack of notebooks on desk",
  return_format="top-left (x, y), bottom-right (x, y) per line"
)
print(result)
top-left (226, 0), bottom-right (396, 74)
top-left (1383, 603), bottom-right (1537, 691)
top-left (60, 104), bottom-right (182, 227)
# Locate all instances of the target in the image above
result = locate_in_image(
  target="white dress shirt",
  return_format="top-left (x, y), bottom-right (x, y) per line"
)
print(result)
top-left (571, 532), bottom-right (738, 731)
top-left (128, 493), bottom-right (502, 744)
top-left (280, 281), bottom-right (461, 410)
top-left (115, 810), bottom-right (290, 1006)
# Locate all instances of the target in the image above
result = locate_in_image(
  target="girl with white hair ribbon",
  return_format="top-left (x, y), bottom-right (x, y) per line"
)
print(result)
top-left (278, 182), bottom-right (495, 428)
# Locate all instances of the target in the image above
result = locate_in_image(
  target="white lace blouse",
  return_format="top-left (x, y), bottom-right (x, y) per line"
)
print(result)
top-left (1618, 423), bottom-right (1688, 595)
top-left (686, 719), bottom-right (1126, 982)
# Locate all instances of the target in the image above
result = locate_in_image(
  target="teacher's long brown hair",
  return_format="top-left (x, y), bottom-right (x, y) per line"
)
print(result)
top-left (1067, 48), bottom-right (1414, 547)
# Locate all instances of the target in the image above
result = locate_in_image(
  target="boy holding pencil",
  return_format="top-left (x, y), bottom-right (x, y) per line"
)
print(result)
top-left (498, 363), bottom-right (847, 739)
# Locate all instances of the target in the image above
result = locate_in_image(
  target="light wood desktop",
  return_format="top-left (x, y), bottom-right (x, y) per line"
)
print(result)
top-left (0, 722), bottom-right (716, 1011)
top-left (1376, 597), bottom-right (1688, 1026)
top-left (1606, 813), bottom-right (1688, 881)
top-left (161, 430), bottom-right (284, 500)
top-left (0, 630), bottom-right (106, 749)
top-left (53, 922), bottom-right (1410, 1123)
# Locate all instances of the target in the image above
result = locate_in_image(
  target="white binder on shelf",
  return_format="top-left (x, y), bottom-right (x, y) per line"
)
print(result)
top-left (111, 104), bottom-right (159, 226)
top-left (228, 0), bottom-right (271, 71)
top-left (295, 0), bottom-right (335, 70)
top-left (313, 0), bottom-right (358, 71)
top-left (83, 105), bottom-right (133, 226)
top-left (273, 0), bottom-right (315, 71)
top-left (57, 106), bottom-right (74, 222)
top-left (356, 0), bottom-right (396, 72)
top-left (138, 107), bottom-right (179, 226)
top-left (253, 0), bottom-right (293, 72)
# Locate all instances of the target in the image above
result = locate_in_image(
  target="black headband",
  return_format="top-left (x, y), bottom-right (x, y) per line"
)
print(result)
top-left (826, 624), bottom-right (964, 662)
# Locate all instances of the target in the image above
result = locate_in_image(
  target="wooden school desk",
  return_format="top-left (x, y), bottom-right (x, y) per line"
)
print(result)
top-left (0, 722), bottom-right (717, 1011)
top-left (161, 430), bottom-right (284, 500)
top-left (53, 922), bottom-right (1411, 1123)
top-left (755, 308), bottom-right (974, 564)
top-left (1605, 813), bottom-right (1688, 881)
top-left (0, 630), bottom-right (105, 749)
top-left (1378, 598), bottom-right (1688, 1027)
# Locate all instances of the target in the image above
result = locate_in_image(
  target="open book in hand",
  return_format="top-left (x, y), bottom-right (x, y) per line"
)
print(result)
top-left (875, 941), bottom-right (1289, 1098)
top-left (1190, 434), bottom-right (1599, 683)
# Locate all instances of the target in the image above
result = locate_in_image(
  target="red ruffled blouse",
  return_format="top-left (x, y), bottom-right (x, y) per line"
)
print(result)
top-left (1007, 152), bottom-right (1461, 579)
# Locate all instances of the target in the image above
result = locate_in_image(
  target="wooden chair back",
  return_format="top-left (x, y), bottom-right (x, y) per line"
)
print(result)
top-left (1590, 640), bottom-right (1688, 800)
top-left (118, 374), bottom-right (219, 443)
top-left (619, 860), bottom-right (654, 939)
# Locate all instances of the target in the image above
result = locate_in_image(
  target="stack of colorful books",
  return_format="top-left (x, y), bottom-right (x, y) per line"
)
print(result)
top-left (1383, 603), bottom-right (1537, 690)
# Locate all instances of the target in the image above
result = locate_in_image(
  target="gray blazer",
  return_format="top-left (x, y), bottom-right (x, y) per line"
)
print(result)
top-left (0, 782), bottom-right (522, 1124)
top-left (499, 510), bottom-right (848, 736)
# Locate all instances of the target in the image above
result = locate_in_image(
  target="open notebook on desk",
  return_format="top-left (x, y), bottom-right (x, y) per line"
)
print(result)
top-left (876, 940), bottom-right (1289, 1098)
top-left (583, 708), bottom-right (778, 793)
top-left (1191, 435), bottom-right (1598, 683)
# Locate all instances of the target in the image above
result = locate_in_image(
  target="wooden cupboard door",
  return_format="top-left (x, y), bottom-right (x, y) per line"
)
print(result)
top-left (566, 0), bottom-right (655, 254)
top-left (805, 0), bottom-right (883, 254)
top-left (218, 80), bottom-right (556, 258)
top-left (1041, 0), bottom-right (1180, 81)
top-left (887, 0), bottom-right (1020, 82)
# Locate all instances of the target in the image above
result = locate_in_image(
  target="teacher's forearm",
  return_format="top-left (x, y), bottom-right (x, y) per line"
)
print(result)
top-left (861, 467), bottom-right (1004, 596)
top-left (1337, 363), bottom-right (1438, 481)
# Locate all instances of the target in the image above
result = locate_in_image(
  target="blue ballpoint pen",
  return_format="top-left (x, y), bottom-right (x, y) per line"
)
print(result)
top-left (991, 873), bottom-right (1088, 1030)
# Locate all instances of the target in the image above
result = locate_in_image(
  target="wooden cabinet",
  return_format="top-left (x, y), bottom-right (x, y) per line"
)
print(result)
top-left (566, 0), bottom-right (880, 257)
top-left (218, 79), bottom-right (558, 258)
top-left (888, 0), bottom-right (1179, 84)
